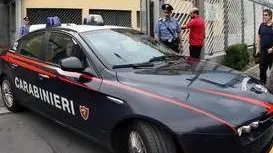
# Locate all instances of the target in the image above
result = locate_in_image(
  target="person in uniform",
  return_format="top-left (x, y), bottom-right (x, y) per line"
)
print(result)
top-left (19, 17), bottom-right (30, 38)
top-left (154, 4), bottom-right (182, 53)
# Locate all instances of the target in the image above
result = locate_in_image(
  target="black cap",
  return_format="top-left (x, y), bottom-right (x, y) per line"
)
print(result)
top-left (23, 16), bottom-right (30, 21)
top-left (162, 4), bottom-right (173, 11)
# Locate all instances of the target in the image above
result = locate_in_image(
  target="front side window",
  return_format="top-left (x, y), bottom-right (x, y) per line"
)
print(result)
top-left (46, 32), bottom-right (87, 67)
top-left (19, 32), bottom-right (44, 59)
top-left (82, 29), bottom-right (175, 67)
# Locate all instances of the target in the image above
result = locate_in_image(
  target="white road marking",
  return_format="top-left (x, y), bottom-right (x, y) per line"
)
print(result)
top-left (0, 107), bottom-right (11, 115)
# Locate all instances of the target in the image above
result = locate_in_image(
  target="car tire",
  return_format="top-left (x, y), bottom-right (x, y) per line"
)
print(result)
top-left (120, 121), bottom-right (177, 153)
top-left (1, 77), bottom-right (21, 112)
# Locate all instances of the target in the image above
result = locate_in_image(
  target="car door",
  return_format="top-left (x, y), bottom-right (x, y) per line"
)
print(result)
top-left (41, 31), bottom-right (103, 135)
top-left (8, 31), bottom-right (47, 108)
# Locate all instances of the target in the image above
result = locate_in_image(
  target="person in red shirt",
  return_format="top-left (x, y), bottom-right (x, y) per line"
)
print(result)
top-left (182, 7), bottom-right (205, 59)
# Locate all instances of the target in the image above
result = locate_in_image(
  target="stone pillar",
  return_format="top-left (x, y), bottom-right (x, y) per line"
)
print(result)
top-left (13, 0), bottom-right (21, 42)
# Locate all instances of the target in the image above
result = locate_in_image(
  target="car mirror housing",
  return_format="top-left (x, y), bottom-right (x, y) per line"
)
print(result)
top-left (61, 57), bottom-right (84, 72)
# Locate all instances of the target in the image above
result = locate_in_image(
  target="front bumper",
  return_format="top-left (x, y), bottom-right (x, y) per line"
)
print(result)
top-left (179, 124), bottom-right (273, 153)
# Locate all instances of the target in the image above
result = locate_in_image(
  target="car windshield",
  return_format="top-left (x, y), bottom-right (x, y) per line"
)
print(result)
top-left (82, 29), bottom-right (177, 67)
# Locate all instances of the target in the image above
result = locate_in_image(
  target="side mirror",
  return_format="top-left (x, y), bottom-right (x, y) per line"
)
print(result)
top-left (61, 57), bottom-right (84, 72)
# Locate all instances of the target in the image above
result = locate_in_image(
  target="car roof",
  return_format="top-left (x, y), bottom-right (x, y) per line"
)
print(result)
top-left (62, 25), bottom-right (130, 33)
top-left (30, 24), bottom-right (130, 33)
top-left (29, 23), bottom-right (77, 32)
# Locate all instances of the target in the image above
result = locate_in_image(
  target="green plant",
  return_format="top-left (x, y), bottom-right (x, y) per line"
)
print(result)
top-left (223, 44), bottom-right (249, 71)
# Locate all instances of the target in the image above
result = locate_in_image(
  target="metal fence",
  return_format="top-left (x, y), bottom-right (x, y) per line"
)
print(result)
top-left (162, 0), bottom-right (272, 57)
top-left (27, 8), bottom-right (82, 25)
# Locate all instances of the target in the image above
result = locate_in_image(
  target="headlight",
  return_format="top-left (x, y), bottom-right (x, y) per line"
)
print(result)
top-left (250, 121), bottom-right (259, 129)
top-left (242, 126), bottom-right (251, 133)
top-left (237, 121), bottom-right (260, 137)
top-left (237, 127), bottom-right (243, 137)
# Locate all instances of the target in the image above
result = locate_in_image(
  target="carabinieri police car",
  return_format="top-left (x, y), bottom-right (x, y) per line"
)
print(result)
top-left (0, 17), bottom-right (273, 153)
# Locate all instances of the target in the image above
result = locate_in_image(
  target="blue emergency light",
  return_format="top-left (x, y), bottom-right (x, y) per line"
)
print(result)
top-left (46, 16), bottom-right (61, 28)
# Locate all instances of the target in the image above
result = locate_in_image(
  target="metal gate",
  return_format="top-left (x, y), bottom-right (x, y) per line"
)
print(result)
top-left (27, 8), bottom-right (82, 25)
top-left (89, 9), bottom-right (132, 27)
top-left (203, 0), bottom-right (226, 56)
top-left (164, 0), bottom-right (244, 56)
top-left (141, 0), bottom-right (273, 58)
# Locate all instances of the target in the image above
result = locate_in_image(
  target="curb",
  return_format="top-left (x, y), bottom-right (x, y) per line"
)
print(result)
top-left (0, 107), bottom-right (11, 115)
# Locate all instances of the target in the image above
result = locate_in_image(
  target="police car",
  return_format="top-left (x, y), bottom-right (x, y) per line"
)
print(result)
top-left (0, 17), bottom-right (273, 153)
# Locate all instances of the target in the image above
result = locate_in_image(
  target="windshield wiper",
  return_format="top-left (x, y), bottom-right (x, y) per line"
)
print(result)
top-left (149, 55), bottom-right (182, 62)
top-left (112, 62), bottom-right (154, 69)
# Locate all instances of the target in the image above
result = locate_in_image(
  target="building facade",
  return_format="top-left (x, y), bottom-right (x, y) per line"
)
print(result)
top-left (22, 0), bottom-right (140, 28)
top-left (0, 0), bottom-right (140, 48)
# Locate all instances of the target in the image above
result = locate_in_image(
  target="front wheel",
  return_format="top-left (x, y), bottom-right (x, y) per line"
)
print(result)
top-left (121, 121), bottom-right (177, 153)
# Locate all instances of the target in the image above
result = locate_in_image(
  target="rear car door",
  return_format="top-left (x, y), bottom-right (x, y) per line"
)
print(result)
top-left (7, 31), bottom-right (47, 108)
top-left (41, 31), bottom-right (103, 135)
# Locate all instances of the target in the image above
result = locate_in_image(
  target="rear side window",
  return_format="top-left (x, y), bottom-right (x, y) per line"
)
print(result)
top-left (46, 32), bottom-right (88, 67)
top-left (19, 33), bottom-right (44, 59)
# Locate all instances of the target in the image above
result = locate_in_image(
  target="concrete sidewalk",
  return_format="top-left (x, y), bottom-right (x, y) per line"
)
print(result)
top-left (244, 64), bottom-right (272, 86)
top-left (245, 64), bottom-right (259, 78)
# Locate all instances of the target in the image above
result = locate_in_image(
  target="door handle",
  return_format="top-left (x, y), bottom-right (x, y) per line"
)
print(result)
top-left (11, 63), bottom-right (18, 68)
top-left (38, 73), bottom-right (50, 79)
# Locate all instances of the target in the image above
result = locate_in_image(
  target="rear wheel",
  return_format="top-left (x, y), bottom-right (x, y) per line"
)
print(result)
top-left (119, 121), bottom-right (177, 153)
top-left (1, 77), bottom-right (21, 112)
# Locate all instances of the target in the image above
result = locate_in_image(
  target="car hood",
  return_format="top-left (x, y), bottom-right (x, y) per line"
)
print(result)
top-left (116, 59), bottom-right (273, 127)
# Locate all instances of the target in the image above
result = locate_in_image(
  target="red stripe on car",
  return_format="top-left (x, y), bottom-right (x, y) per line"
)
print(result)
top-left (101, 80), bottom-right (236, 132)
top-left (196, 89), bottom-right (273, 114)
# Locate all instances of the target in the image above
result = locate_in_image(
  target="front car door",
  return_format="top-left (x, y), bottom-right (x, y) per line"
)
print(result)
top-left (40, 31), bottom-right (104, 135)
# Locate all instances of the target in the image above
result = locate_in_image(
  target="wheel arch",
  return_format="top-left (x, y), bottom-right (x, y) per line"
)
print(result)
top-left (110, 116), bottom-right (184, 153)
top-left (0, 73), bottom-right (7, 82)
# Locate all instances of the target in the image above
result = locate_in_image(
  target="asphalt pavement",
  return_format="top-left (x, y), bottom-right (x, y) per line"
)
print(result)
top-left (0, 99), bottom-right (110, 153)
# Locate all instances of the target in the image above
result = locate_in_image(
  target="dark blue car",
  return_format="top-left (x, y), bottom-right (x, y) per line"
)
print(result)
top-left (0, 24), bottom-right (272, 153)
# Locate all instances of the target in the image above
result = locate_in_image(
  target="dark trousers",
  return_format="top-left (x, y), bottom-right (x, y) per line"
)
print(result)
top-left (259, 52), bottom-right (273, 84)
top-left (189, 45), bottom-right (202, 59)
top-left (161, 41), bottom-right (179, 53)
